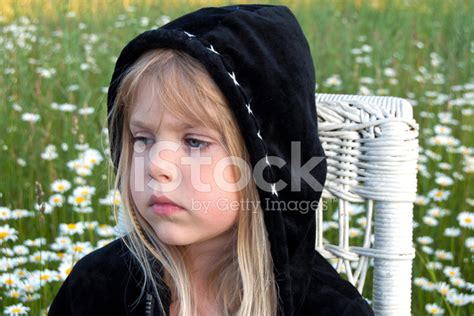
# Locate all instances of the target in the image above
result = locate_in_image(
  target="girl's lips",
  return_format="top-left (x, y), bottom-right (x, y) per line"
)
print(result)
top-left (151, 203), bottom-right (185, 216)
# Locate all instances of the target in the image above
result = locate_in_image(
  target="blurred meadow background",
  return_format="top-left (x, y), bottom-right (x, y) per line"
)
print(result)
top-left (0, 0), bottom-right (473, 315)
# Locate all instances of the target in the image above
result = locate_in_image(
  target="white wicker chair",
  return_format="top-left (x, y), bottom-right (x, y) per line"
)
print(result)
top-left (315, 93), bottom-right (419, 316)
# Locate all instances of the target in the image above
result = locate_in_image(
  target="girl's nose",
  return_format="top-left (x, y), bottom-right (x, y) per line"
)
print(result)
top-left (147, 140), bottom-right (181, 185)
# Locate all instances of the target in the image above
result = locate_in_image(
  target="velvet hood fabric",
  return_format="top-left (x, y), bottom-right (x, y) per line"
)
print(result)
top-left (49, 4), bottom-right (374, 316)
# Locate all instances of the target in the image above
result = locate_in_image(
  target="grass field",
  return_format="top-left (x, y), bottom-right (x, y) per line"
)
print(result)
top-left (0, 0), bottom-right (472, 315)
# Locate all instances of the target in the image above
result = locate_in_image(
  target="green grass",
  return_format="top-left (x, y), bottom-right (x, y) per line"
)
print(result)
top-left (0, 0), bottom-right (472, 314)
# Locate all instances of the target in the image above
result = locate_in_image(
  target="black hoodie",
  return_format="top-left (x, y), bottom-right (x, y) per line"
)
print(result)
top-left (49, 4), bottom-right (374, 316)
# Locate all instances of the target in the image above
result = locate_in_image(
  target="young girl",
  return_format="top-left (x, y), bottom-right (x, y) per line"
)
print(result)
top-left (49, 4), bottom-right (374, 316)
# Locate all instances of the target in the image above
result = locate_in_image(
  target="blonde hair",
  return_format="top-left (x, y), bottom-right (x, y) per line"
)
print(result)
top-left (107, 48), bottom-right (280, 315)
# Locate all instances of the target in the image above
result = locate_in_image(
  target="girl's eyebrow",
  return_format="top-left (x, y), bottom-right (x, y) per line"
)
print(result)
top-left (129, 119), bottom-right (196, 130)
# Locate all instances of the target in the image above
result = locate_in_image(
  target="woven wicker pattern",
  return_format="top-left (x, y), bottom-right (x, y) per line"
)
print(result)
top-left (315, 93), bottom-right (419, 316)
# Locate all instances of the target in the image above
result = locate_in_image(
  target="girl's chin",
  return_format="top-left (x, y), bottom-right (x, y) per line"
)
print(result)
top-left (153, 229), bottom-right (194, 246)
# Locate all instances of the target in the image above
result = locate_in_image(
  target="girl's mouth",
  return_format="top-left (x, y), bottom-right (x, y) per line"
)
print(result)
top-left (151, 203), bottom-right (185, 216)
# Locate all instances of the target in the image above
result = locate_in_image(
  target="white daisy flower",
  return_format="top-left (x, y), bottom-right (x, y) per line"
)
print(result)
top-left (434, 250), bottom-right (453, 261)
top-left (10, 209), bottom-right (33, 219)
top-left (83, 221), bottom-right (98, 230)
top-left (457, 211), bottom-right (474, 229)
top-left (414, 277), bottom-right (428, 287)
top-left (49, 194), bottom-right (64, 207)
top-left (67, 84), bottom-right (79, 91)
top-left (99, 189), bottom-right (121, 206)
top-left (361, 44), bottom-right (372, 53)
top-left (41, 144), bottom-right (58, 161)
top-left (67, 194), bottom-right (91, 208)
top-left (58, 258), bottom-right (74, 280)
top-left (428, 188), bottom-right (450, 201)
top-left (421, 280), bottom-right (436, 291)
top-left (5, 288), bottom-right (22, 299)
top-left (425, 303), bottom-right (444, 315)
top-left (73, 176), bottom-right (87, 185)
top-left (435, 282), bottom-right (452, 296)
top-left (21, 292), bottom-right (41, 302)
top-left (83, 148), bottom-right (103, 165)
top-left (356, 216), bottom-right (367, 228)
top-left (415, 195), bottom-right (430, 206)
top-left (34, 202), bottom-right (53, 214)
top-left (0, 207), bottom-right (12, 220)
top-left (1, 248), bottom-right (14, 256)
top-left (67, 241), bottom-right (93, 257)
top-left (28, 250), bottom-right (53, 265)
top-left (96, 224), bottom-right (115, 237)
top-left (51, 179), bottom-right (72, 193)
top-left (358, 85), bottom-right (372, 95)
top-left (4, 303), bottom-right (30, 315)
top-left (416, 236), bottom-right (433, 245)
top-left (23, 237), bottom-right (46, 247)
top-left (21, 112), bottom-right (40, 122)
top-left (59, 222), bottom-right (85, 236)
top-left (72, 206), bottom-right (93, 214)
top-left (446, 291), bottom-right (472, 306)
top-left (427, 207), bottom-right (450, 218)
top-left (465, 237), bottom-right (474, 252)
top-left (66, 11), bottom-right (76, 18)
top-left (73, 185), bottom-right (96, 198)
top-left (59, 103), bottom-right (77, 112)
top-left (78, 107), bottom-right (94, 115)
top-left (434, 174), bottom-right (453, 186)
top-left (17, 279), bottom-right (39, 294)
top-left (36, 66), bottom-right (56, 78)
top-left (31, 269), bottom-right (60, 285)
top-left (0, 224), bottom-right (18, 244)
top-left (97, 238), bottom-right (114, 248)
top-left (156, 15), bottom-right (171, 27)
top-left (434, 124), bottom-right (452, 135)
top-left (426, 261), bottom-right (443, 270)
top-left (422, 246), bottom-right (434, 254)
top-left (13, 268), bottom-right (29, 279)
top-left (383, 67), bottom-right (397, 77)
top-left (423, 216), bottom-right (439, 226)
top-left (449, 276), bottom-right (466, 288)
top-left (360, 77), bottom-right (375, 85)
top-left (349, 227), bottom-right (363, 238)
top-left (443, 266), bottom-right (461, 278)
top-left (444, 227), bottom-right (461, 237)
top-left (16, 158), bottom-right (26, 166)
top-left (13, 245), bottom-right (29, 256)
top-left (0, 273), bottom-right (21, 287)
top-left (414, 41), bottom-right (424, 49)
top-left (76, 166), bottom-right (92, 176)
top-left (50, 236), bottom-right (72, 251)
top-left (324, 74), bottom-right (342, 88)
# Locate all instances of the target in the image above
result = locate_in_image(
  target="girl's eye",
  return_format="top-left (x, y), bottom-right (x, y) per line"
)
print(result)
top-left (133, 136), bottom-right (154, 145)
top-left (132, 136), bottom-right (209, 149)
top-left (184, 137), bottom-right (209, 149)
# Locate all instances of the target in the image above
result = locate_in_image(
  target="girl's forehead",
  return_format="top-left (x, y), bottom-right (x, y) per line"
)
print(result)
top-left (129, 106), bottom-right (208, 132)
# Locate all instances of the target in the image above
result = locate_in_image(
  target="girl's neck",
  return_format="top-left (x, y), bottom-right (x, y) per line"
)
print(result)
top-left (182, 225), bottom-right (236, 281)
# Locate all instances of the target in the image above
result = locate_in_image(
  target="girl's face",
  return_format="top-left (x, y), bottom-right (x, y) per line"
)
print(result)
top-left (129, 80), bottom-right (240, 248)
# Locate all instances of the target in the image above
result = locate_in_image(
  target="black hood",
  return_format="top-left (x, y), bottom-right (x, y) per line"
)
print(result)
top-left (107, 4), bottom-right (327, 315)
